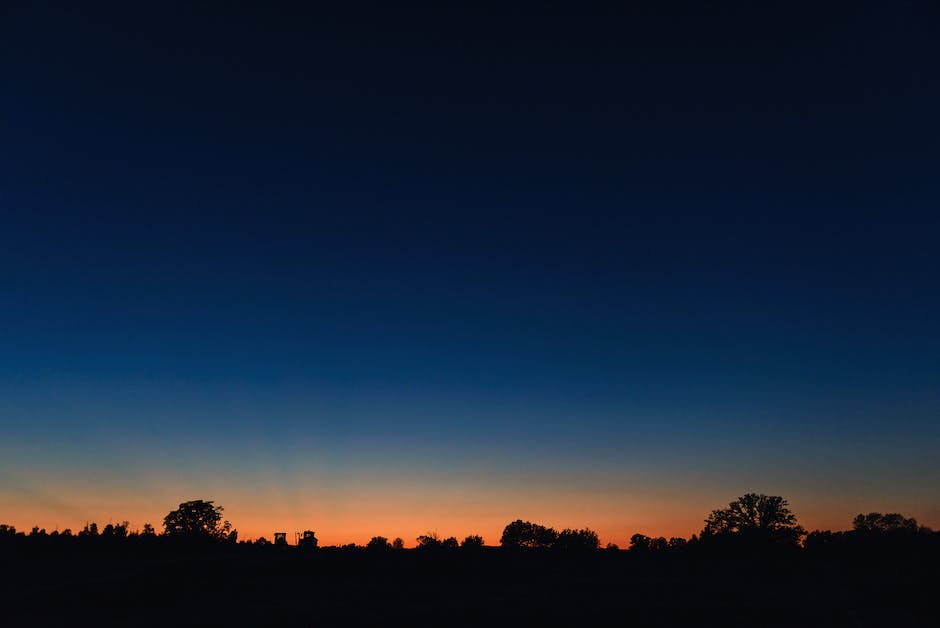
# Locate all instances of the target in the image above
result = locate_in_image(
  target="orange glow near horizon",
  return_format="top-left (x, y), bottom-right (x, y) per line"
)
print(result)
top-left (4, 482), bottom-right (938, 547)
top-left (5, 444), bottom-right (938, 546)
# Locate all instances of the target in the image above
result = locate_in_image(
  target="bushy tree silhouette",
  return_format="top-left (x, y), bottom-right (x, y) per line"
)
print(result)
top-left (629, 533), bottom-right (674, 552)
top-left (416, 532), bottom-right (441, 549)
top-left (555, 528), bottom-right (600, 552)
top-left (852, 512), bottom-right (919, 534)
top-left (461, 534), bottom-right (484, 549)
top-left (500, 519), bottom-right (558, 549)
top-left (702, 493), bottom-right (805, 546)
top-left (163, 500), bottom-right (232, 540)
top-left (102, 522), bottom-right (129, 540)
top-left (629, 533), bottom-right (652, 552)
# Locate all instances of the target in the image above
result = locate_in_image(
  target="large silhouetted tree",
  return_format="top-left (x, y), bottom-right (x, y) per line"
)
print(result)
top-left (702, 493), bottom-right (805, 546)
top-left (500, 520), bottom-right (558, 549)
top-left (163, 500), bottom-right (232, 540)
top-left (555, 528), bottom-right (600, 552)
top-left (629, 533), bottom-right (652, 552)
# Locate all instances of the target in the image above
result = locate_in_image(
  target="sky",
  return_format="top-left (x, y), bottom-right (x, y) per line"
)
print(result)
top-left (1, 2), bottom-right (939, 545)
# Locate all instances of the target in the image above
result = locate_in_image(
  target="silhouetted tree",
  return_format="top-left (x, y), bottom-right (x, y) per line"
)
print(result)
top-left (500, 520), bottom-right (558, 549)
top-left (852, 512), bottom-right (919, 534)
top-left (629, 533), bottom-right (651, 552)
top-left (461, 534), bottom-right (484, 549)
top-left (416, 532), bottom-right (442, 549)
top-left (163, 500), bottom-right (232, 540)
top-left (367, 536), bottom-right (392, 551)
top-left (141, 523), bottom-right (155, 536)
top-left (803, 529), bottom-right (843, 552)
top-left (79, 522), bottom-right (98, 538)
top-left (554, 528), bottom-right (600, 552)
top-left (102, 522), bottom-right (128, 540)
top-left (806, 512), bottom-right (935, 556)
top-left (629, 533), bottom-right (671, 552)
top-left (702, 493), bottom-right (805, 546)
top-left (441, 536), bottom-right (459, 550)
top-left (392, 537), bottom-right (405, 550)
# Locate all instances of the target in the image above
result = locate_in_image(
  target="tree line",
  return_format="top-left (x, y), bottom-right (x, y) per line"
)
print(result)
top-left (1, 493), bottom-right (936, 555)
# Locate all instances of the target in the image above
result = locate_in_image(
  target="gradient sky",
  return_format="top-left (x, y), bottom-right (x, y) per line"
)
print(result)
top-left (2, 2), bottom-right (939, 545)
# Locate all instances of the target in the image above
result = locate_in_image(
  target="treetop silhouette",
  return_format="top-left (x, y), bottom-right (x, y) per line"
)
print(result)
top-left (500, 519), bottom-right (558, 549)
top-left (163, 499), bottom-right (234, 540)
top-left (852, 512), bottom-right (920, 533)
top-left (702, 493), bottom-right (806, 546)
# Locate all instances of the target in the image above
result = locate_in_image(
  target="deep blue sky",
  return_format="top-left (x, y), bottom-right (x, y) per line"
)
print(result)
top-left (1, 2), bottom-right (938, 541)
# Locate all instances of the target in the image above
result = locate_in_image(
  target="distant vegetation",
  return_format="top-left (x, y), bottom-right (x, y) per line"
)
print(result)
top-left (1, 493), bottom-right (935, 555)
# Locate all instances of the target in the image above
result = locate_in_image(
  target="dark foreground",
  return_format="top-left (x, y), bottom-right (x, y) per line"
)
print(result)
top-left (2, 545), bottom-right (936, 627)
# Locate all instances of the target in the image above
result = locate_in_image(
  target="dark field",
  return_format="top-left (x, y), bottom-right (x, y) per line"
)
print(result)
top-left (3, 543), bottom-right (936, 627)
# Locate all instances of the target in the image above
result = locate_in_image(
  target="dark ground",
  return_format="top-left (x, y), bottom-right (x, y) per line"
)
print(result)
top-left (2, 544), bottom-right (936, 627)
